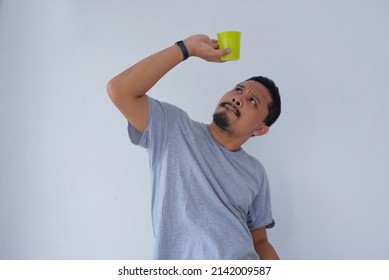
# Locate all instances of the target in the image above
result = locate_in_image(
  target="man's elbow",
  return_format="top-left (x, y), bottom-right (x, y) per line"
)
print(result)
top-left (107, 79), bottom-right (119, 101)
top-left (107, 78), bottom-right (128, 107)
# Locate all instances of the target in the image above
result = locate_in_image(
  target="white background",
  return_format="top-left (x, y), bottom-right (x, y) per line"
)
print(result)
top-left (1, 0), bottom-right (388, 259)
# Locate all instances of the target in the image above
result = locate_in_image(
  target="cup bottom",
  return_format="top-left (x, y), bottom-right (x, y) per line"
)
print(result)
top-left (221, 57), bottom-right (240, 61)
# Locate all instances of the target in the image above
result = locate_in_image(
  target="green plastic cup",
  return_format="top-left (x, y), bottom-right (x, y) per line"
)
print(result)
top-left (217, 31), bottom-right (241, 61)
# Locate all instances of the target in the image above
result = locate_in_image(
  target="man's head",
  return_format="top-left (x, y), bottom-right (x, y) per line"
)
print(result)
top-left (213, 76), bottom-right (281, 138)
top-left (246, 76), bottom-right (281, 127)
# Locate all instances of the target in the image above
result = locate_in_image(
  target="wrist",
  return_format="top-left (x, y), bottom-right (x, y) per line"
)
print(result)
top-left (175, 40), bottom-right (189, 61)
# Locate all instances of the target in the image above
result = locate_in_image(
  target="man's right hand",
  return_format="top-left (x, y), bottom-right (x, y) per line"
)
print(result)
top-left (184, 34), bottom-right (231, 62)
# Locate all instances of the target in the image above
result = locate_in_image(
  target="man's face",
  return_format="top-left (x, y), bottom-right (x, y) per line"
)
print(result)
top-left (213, 80), bottom-right (272, 137)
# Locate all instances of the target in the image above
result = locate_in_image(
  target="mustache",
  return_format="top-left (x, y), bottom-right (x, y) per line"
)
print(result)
top-left (220, 102), bottom-right (241, 117)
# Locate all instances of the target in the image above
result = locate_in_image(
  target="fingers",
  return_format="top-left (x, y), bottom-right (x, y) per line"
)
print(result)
top-left (209, 39), bottom-right (232, 62)
top-left (188, 36), bottom-right (232, 63)
top-left (210, 48), bottom-right (231, 63)
top-left (221, 48), bottom-right (231, 56)
top-left (210, 39), bottom-right (220, 54)
top-left (210, 39), bottom-right (231, 55)
top-left (217, 48), bottom-right (231, 59)
top-left (210, 39), bottom-right (219, 49)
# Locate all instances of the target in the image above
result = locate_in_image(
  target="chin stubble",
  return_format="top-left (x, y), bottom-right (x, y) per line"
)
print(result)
top-left (212, 111), bottom-right (231, 133)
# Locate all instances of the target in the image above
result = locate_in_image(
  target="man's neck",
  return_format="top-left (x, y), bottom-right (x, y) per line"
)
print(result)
top-left (207, 123), bottom-right (248, 152)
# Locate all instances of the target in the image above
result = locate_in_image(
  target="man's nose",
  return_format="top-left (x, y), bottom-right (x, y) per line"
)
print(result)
top-left (232, 97), bottom-right (241, 107)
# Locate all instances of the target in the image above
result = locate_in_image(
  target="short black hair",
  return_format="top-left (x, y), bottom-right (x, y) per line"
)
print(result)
top-left (246, 76), bottom-right (281, 127)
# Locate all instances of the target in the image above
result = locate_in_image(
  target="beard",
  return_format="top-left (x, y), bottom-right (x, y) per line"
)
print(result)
top-left (213, 111), bottom-right (231, 133)
top-left (213, 102), bottom-right (240, 134)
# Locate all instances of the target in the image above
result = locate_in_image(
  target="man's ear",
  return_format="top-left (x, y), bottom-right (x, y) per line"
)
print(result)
top-left (252, 125), bottom-right (269, 137)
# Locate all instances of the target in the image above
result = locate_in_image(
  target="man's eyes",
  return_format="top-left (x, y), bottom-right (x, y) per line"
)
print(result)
top-left (234, 88), bottom-right (257, 105)
top-left (234, 87), bottom-right (243, 93)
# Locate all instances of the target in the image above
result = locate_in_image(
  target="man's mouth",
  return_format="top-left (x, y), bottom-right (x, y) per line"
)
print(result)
top-left (220, 102), bottom-right (240, 117)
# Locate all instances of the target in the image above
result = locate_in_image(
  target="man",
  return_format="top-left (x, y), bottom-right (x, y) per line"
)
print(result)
top-left (107, 34), bottom-right (281, 260)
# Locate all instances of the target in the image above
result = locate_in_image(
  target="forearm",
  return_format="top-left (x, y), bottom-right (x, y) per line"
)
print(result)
top-left (108, 34), bottom-right (230, 101)
top-left (255, 241), bottom-right (280, 260)
top-left (108, 44), bottom-right (183, 99)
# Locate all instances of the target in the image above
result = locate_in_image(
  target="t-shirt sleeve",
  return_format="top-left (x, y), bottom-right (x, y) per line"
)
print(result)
top-left (127, 95), bottom-right (188, 168)
top-left (246, 166), bottom-right (275, 230)
top-left (127, 96), bottom-right (160, 149)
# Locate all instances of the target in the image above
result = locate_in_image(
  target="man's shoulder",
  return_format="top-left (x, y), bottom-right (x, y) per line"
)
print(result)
top-left (148, 96), bottom-right (185, 111)
top-left (240, 149), bottom-right (265, 169)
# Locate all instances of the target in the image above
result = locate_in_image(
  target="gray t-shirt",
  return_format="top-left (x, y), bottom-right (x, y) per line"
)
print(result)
top-left (128, 96), bottom-right (274, 259)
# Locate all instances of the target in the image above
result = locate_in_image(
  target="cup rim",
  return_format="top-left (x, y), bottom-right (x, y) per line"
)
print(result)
top-left (217, 30), bottom-right (241, 35)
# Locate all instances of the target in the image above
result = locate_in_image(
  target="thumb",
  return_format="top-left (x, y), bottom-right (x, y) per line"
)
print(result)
top-left (220, 48), bottom-right (231, 56)
top-left (212, 48), bottom-right (231, 62)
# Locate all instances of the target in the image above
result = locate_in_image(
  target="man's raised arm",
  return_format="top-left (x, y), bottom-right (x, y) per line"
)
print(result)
top-left (107, 34), bottom-right (230, 133)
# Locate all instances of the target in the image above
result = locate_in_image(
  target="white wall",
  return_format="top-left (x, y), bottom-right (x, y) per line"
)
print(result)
top-left (1, 0), bottom-right (388, 259)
